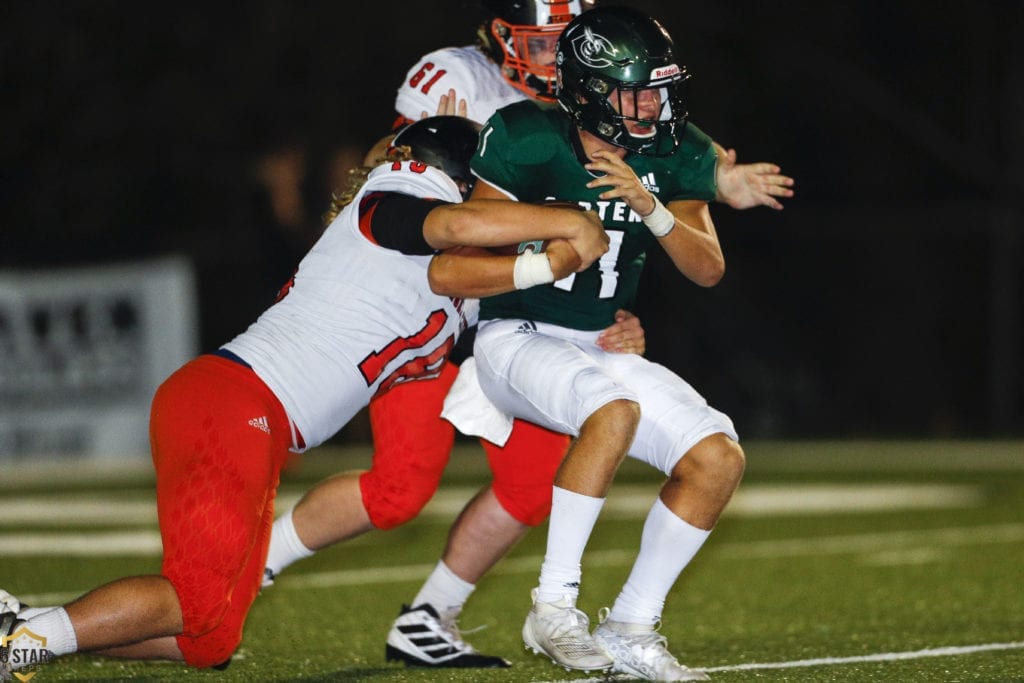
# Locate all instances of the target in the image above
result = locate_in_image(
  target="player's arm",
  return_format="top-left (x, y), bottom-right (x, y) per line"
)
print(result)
top-left (585, 149), bottom-right (724, 287)
top-left (444, 180), bottom-right (608, 268)
top-left (427, 239), bottom-right (580, 298)
top-left (365, 191), bottom-right (605, 264)
top-left (422, 192), bottom-right (608, 267)
top-left (655, 199), bottom-right (725, 287)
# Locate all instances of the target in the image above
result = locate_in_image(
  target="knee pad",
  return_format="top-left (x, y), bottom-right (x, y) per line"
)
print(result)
top-left (486, 419), bottom-right (570, 526)
top-left (360, 369), bottom-right (459, 529)
top-left (360, 463), bottom-right (445, 530)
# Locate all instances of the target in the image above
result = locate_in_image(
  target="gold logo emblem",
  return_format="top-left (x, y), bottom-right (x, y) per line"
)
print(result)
top-left (1, 626), bottom-right (49, 682)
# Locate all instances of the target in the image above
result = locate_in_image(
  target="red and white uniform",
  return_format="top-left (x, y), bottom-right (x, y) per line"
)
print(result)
top-left (152, 161), bottom-right (473, 667)
top-left (395, 46), bottom-right (527, 126)
top-left (224, 162), bottom-right (475, 450)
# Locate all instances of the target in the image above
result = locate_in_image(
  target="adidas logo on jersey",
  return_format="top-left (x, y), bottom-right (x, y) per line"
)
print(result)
top-left (639, 171), bottom-right (660, 194)
top-left (248, 416), bottom-right (270, 434)
top-left (515, 321), bottom-right (538, 335)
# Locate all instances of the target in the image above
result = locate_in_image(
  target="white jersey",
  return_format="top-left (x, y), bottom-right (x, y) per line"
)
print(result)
top-left (224, 162), bottom-right (479, 450)
top-left (395, 45), bottom-right (527, 125)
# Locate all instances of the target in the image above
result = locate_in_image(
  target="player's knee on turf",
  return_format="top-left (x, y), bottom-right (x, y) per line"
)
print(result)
top-left (179, 631), bottom-right (242, 669)
top-left (359, 468), bottom-right (441, 530)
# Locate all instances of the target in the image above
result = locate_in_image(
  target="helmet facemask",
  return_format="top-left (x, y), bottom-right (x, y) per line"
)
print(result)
top-left (488, 19), bottom-right (563, 101)
top-left (580, 72), bottom-right (689, 156)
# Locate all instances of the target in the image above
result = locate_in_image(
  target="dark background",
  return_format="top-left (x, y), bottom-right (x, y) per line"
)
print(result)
top-left (3, 1), bottom-right (1022, 440)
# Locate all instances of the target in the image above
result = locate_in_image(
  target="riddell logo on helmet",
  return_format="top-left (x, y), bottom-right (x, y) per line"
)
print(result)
top-left (651, 64), bottom-right (680, 79)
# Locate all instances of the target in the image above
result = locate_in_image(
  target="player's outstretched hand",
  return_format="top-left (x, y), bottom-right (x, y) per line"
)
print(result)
top-left (715, 147), bottom-right (794, 211)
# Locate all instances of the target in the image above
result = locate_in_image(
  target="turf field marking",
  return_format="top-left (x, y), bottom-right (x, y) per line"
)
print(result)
top-left (0, 482), bottom-right (982, 527)
top-left (534, 640), bottom-right (1024, 681)
top-left (701, 640), bottom-right (1024, 672)
top-left (15, 522), bottom-right (1024, 606)
top-left (712, 522), bottom-right (1024, 559)
top-left (0, 531), bottom-right (163, 556)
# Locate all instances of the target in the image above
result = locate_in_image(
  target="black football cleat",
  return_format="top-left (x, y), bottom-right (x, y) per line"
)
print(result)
top-left (385, 603), bottom-right (511, 668)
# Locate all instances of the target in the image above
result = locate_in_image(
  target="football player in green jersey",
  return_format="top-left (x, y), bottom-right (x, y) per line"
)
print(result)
top-left (441, 6), bottom-right (755, 680)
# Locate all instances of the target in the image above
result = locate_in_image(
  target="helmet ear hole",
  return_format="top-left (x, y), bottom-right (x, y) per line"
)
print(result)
top-left (586, 76), bottom-right (609, 95)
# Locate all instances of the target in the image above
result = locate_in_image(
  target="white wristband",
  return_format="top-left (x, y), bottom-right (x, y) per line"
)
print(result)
top-left (513, 251), bottom-right (555, 290)
top-left (642, 196), bottom-right (675, 237)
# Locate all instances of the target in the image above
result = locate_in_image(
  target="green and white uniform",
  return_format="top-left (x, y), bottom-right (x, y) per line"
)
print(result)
top-left (473, 100), bottom-right (717, 331)
top-left (465, 100), bottom-right (737, 474)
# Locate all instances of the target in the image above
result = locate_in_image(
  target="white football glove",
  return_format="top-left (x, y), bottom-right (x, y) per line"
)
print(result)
top-left (0, 589), bottom-right (22, 615)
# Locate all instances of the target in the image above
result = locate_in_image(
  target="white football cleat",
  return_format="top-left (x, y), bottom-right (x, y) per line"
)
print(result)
top-left (522, 590), bottom-right (612, 672)
top-left (592, 610), bottom-right (709, 681)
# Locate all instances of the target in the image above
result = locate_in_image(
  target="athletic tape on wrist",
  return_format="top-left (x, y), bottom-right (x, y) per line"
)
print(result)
top-left (642, 196), bottom-right (675, 237)
top-left (513, 251), bottom-right (555, 290)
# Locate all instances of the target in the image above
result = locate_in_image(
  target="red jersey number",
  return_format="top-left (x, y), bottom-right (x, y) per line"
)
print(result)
top-left (358, 309), bottom-right (454, 393)
top-left (408, 62), bottom-right (448, 95)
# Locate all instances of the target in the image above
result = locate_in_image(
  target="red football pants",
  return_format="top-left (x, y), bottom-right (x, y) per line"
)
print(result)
top-left (151, 354), bottom-right (292, 668)
top-left (361, 361), bottom-right (569, 528)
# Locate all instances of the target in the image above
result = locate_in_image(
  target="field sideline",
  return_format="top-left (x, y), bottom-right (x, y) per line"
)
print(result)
top-left (2, 439), bottom-right (1022, 681)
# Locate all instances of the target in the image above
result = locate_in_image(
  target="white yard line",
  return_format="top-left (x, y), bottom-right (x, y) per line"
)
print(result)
top-left (702, 640), bottom-right (1024, 672)
top-left (533, 640), bottom-right (1024, 682)
top-left (16, 522), bottom-right (1024, 604)
top-left (0, 482), bottom-right (984, 527)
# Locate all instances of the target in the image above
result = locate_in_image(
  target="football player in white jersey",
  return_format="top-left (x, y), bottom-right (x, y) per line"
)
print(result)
top-left (0, 116), bottom-right (610, 677)
top-left (262, 0), bottom-right (794, 671)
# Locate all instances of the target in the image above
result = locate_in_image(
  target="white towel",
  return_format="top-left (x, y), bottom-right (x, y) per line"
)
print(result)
top-left (441, 357), bottom-right (514, 446)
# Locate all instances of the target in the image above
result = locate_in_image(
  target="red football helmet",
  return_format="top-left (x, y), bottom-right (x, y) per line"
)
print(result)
top-left (479, 0), bottom-right (596, 101)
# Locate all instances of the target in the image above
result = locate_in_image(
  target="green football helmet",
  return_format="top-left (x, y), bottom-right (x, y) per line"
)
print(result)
top-left (555, 5), bottom-right (690, 156)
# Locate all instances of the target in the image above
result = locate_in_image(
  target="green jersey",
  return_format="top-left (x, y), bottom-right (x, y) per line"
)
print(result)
top-left (472, 100), bottom-right (718, 330)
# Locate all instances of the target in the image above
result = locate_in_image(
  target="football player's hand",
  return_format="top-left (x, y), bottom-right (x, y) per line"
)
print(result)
top-left (422, 89), bottom-right (469, 119)
top-left (584, 149), bottom-right (659, 217)
top-left (544, 238), bottom-right (582, 280)
top-left (564, 208), bottom-right (609, 271)
top-left (597, 309), bottom-right (645, 355)
top-left (715, 147), bottom-right (794, 211)
top-left (0, 588), bottom-right (22, 614)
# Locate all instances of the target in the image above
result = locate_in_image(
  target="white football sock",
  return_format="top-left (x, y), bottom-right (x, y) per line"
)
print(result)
top-left (18, 606), bottom-right (57, 620)
top-left (411, 561), bottom-right (475, 614)
top-left (609, 496), bottom-right (710, 626)
top-left (264, 509), bottom-right (314, 577)
top-left (536, 486), bottom-right (605, 604)
top-left (19, 607), bottom-right (77, 663)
